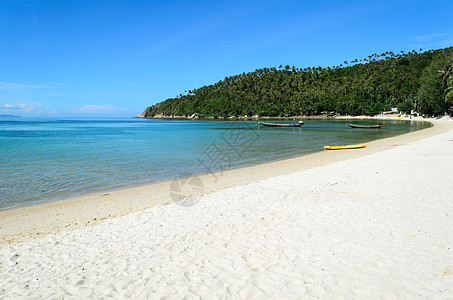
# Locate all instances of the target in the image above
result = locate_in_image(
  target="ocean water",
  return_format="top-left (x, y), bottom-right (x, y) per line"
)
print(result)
top-left (0, 117), bottom-right (430, 210)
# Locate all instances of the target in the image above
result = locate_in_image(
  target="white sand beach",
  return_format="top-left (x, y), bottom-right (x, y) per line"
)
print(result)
top-left (1, 118), bottom-right (453, 298)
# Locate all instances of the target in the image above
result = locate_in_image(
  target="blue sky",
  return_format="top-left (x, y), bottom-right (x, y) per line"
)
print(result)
top-left (1, 0), bottom-right (452, 117)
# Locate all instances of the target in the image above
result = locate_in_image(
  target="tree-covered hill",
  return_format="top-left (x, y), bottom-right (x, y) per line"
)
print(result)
top-left (140, 47), bottom-right (453, 118)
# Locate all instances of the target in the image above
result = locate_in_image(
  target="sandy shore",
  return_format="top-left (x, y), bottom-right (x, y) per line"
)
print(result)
top-left (1, 117), bottom-right (453, 298)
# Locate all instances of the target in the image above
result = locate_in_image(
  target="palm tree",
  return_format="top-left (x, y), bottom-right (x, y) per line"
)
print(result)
top-left (445, 74), bottom-right (453, 104)
top-left (438, 58), bottom-right (453, 87)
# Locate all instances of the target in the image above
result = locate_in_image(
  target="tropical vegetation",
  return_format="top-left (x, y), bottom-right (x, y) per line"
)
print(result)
top-left (141, 47), bottom-right (453, 118)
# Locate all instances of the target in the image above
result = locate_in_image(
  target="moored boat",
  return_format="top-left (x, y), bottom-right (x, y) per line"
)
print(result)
top-left (259, 121), bottom-right (304, 127)
top-left (348, 123), bottom-right (382, 129)
top-left (324, 144), bottom-right (367, 150)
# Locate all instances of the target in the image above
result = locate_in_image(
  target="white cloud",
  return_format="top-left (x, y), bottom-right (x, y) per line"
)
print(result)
top-left (0, 82), bottom-right (65, 116)
top-left (1, 103), bottom-right (35, 113)
top-left (3, 103), bottom-right (23, 110)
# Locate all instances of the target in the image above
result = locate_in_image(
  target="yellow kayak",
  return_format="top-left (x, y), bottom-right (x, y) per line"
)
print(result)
top-left (324, 144), bottom-right (367, 150)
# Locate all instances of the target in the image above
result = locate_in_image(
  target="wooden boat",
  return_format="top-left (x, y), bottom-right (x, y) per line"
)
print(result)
top-left (259, 121), bottom-right (304, 127)
top-left (324, 144), bottom-right (367, 150)
top-left (348, 124), bottom-right (382, 129)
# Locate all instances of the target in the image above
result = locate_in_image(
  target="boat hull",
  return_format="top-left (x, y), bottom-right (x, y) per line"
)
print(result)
top-left (324, 144), bottom-right (367, 150)
top-left (259, 122), bottom-right (303, 127)
top-left (348, 124), bottom-right (382, 129)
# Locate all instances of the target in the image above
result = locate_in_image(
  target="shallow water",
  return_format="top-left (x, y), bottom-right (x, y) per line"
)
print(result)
top-left (0, 117), bottom-right (430, 209)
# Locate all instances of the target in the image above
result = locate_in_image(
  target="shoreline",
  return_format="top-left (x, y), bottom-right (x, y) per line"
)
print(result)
top-left (0, 117), bottom-right (450, 244)
top-left (135, 114), bottom-right (430, 120)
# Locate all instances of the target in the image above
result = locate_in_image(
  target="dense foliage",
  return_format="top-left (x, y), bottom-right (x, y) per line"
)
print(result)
top-left (142, 47), bottom-right (453, 118)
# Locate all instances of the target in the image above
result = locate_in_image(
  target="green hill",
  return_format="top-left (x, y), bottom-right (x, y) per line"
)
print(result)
top-left (140, 47), bottom-right (453, 118)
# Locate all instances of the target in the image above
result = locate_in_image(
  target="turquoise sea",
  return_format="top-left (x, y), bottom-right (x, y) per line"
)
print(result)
top-left (0, 117), bottom-right (430, 210)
